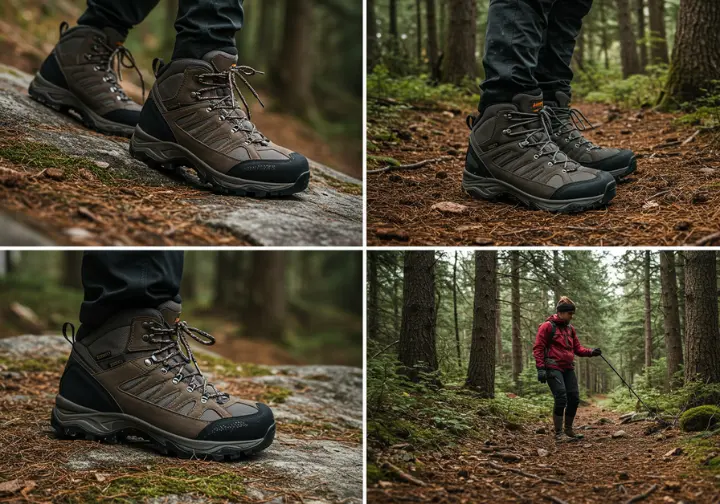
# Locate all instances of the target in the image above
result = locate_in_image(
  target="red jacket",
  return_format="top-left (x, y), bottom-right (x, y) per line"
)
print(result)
top-left (533, 314), bottom-right (593, 371)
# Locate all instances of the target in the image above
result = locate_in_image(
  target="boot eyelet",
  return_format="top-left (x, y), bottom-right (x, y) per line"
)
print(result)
top-left (201, 396), bottom-right (208, 404)
top-left (562, 169), bottom-right (568, 173)
top-left (206, 107), bottom-right (212, 112)
top-left (116, 96), bottom-right (122, 101)
top-left (186, 386), bottom-right (194, 393)
top-left (547, 162), bottom-right (553, 166)
top-left (533, 154), bottom-right (539, 160)
top-left (502, 129), bottom-right (510, 134)
top-left (574, 143), bottom-right (579, 148)
top-left (84, 54), bottom-right (91, 60)
top-left (142, 334), bottom-right (149, 342)
top-left (144, 358), bottom-right (153, 366)
top-left (172, 377), bottom-right (181, 384)
top-left (161, 368), bottom-right (168, 374)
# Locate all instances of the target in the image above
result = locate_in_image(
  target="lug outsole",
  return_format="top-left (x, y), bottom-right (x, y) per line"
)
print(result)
top-left (609, 157), bottom-right (638, 181)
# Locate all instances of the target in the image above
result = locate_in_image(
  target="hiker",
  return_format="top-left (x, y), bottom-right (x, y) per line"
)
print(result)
top-left (52, 251), bottom-right (275, 459)
top-left (534, 296), bottom-right (602, 442)
top-left (28, 0), bottom-right (309, 196)
top-left (464, 0), bottom-right (636, 212)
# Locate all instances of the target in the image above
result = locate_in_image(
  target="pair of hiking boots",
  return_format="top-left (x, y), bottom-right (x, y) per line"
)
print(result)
top-left (464, 92), bottom-right (636, 212)
top-left (28, 23), bottom-right (310, 197)
top-left (554, 414), bottom-right (583, 443)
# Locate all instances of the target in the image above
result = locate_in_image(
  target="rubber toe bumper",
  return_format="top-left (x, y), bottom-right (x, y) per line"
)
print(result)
top-left (551, 170), bottom-right (616, 200)
top-left (583, 149), bottom-right (636, 178)
top-left (196, 403), bottom-right (275, 442)
top-left (227, 153), bottom-right (310, 184)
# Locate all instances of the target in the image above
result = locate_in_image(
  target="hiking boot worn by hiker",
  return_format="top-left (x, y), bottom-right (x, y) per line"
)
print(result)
top-left (564, 417), bottom-right (584, 439)
top-left (129, 51), bottom-right (310, 197)
top-left (464, 92), bottom-right (616, 212)
top-left (553, 414), bottom-right (576, 443)
top-left (29, 22), bottom-right (143, 137)
top-left (51, 301), bottom-right (275, 460)
top-left (546, 91), bottom-right (637, 180)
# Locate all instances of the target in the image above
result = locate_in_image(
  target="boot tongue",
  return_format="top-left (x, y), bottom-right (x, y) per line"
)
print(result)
top-left (512, 93), bottom-right (545, 114)
top-left (203, 50), bottom-right (238, 72)
top-left (101, 27), bottom-right (126, 47)
top-left (554, 91), bottom-right (571, 109)
top-left (157, 300), bottom-right (181, 326)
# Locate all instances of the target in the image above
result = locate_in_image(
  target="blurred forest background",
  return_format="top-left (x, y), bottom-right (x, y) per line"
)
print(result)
top-left (0, 250), bottom-right (363, 366)
top-left (0, 0), bottom-right (363, 177)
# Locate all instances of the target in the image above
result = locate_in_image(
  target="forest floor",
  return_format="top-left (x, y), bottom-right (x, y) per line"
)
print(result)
top-left (0, 335), bottom-right (363, 503)
top-left (368, 398), bottom-right (720, 504)
top-left (367, 99), bottom-right (720, 246)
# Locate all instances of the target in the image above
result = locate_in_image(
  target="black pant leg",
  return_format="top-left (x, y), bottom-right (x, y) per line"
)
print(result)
top-left (479, 0), bottom-right (557, 112)
top-left (563, 368), bottom-right (580, 419)
top-left (78, 251), bottom-right (183, 332)
top-left (172, 0), bottom-right (244, 60)
top-left (78, 0), bottom-right (161, 39)
top-left (535, 0), bottom-right (593, 103)
top-left (547, 368), bottom-right (568, 416)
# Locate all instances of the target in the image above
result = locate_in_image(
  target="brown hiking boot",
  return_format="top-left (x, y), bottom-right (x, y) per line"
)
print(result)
top-left (129, 51), bottom-right (310, 197)
top-left (546, 91), bottom-right (637, 180)
top-left (29, 22), bottom-right (144, 137)
top-left (463, 92), bottom-right (616, 212)
top-left (51, 301), bottom-right (275, 460)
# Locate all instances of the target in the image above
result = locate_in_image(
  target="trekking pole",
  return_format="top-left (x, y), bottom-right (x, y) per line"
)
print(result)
top-left (600, 355), bottom-right (657, 416)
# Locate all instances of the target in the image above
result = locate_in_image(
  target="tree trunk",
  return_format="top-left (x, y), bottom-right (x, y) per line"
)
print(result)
top-left (367, 0), bottom-right (378, 70)
top-left (648, 0), bottom-right (669, 64)
top-left (398, 252), bottom-right (438, 381)
top-left (617, 0), bottom-right (642, 77)
top-left (61, 251), bottom-right (83, 289)
top-left (495, 276), bottom-right (502, 365)
top-left (274, 0), bottom-right (314, 118)
top-left (443, 0), bottom-right (476, 84)
top-left (511, 251), bottom-right (522, 385)
top-left (677, 251), bottom-right (686, 350)
top-left (636, 0), bottom-right (648, 70)
top-left (368, 252), bottom-right (379, 341)
top-left (453, 251), bottom-right (462, 368)
top-left (256, 0), bottom-right (276, 67)
top-left (660, 0), bottom-right (720, 108)
top-left (644, 251), bottom-right (653, 370)
top-left (180, 251), bottom-right (197, 301)
top-left (426, 0), bottom-right (440, 81)
top-left (466, 252), bottom-right (497, 396)
top-left (684, 252), bottom-right (720, 383)
top-left (601, 0), bottom-right (610, 69)
top-left (245, 252), bottom-right (286, 342)
top-left (416, 0), bottom-right (423, 65)
top-left (660, 251), bottom-right (683, 387)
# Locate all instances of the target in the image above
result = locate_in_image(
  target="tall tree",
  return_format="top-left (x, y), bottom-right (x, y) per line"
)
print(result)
top-left (660, 251), bottom-right (683, 387)
top-left (452, 252), bottom-right (462, 368)
top-left (684, 252), bottom-right (720, 384)
top-left (61, 251), bottom-right (83, 289)
top-left (617, 0), bottom-right (642, 77)
top-left (398, 251), bottom-right (438, 381)
top-left (660, 0), bottom-right (720, 108)
top-left (180, 252), bottom-right (197, 301)
top-left (367, 0), bottom-right (378, 69)
top-left (495, 275), bottom-right (502, 365)
top-left (425, 0), bottom-right (440, 81)
top-left (274, 0), bottom-right (314, 118)
top-left (245, 252), bottom-right (287, 342)
top-left (415, 0), bottom-right (423, 64)
top-left (635, 0), bottom-right (648, 69)
top-left (644, 251), bottom-right (653, 369)
top-left (648, 0), bottom-right (669, 64)
top-left (443, 0), bottom-right (476, 84)
top-left (368, 252), bottom-right (379, 341)
top-left (466, 251), bottom-right (497, 396)
top-left (511, 251), bottom-right (522, 384)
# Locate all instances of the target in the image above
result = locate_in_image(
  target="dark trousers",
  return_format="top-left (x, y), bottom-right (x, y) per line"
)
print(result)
top-left (479, 0), bottom-right (593, 112)
top-left (78, 251), bottom-right (183, 335)
top-left (547, 368), bottom-right (580, 420)
top-left (77, 0), bottom-right (244, 60)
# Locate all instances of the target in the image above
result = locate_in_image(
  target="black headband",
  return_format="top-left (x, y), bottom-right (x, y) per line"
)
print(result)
top-left (557, 302), bottom-right (575, 313)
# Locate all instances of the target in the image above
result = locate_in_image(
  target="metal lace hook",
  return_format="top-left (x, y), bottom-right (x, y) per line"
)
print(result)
top-left (62, 322), bottom-right (76, 345)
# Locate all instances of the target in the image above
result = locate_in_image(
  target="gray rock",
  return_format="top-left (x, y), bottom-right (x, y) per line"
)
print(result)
top-left (0, 66), bottom-right (362, 246)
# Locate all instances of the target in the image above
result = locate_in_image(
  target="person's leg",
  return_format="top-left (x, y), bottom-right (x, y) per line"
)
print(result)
top-left (78, 0), bottom-right (160, 39)
top-left (563, 368), bottom-right (581, 436)
top-left (172, 0), bottom-right (244, 60)
top-left (478, 0), bottom-right (557, 113)
top-left (535, 0), bottom-right (593, 103)
top-left (546, 369), bottom-right (568, 436)
top-left (78, 251), bottom-right (183, 336)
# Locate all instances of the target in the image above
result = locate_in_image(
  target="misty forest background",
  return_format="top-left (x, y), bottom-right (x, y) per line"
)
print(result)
top-left (0, 251), bottom-right (363, 367)
top-left (0, 0), bottom-right (363, 176)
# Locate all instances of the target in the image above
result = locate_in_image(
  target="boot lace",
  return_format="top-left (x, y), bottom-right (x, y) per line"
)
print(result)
top-left (192, 65), bottom-right (268, 145)
top-left (548, 106), bottom-right (599, 151)
top-left (144, 320), bottom-right (229, 404)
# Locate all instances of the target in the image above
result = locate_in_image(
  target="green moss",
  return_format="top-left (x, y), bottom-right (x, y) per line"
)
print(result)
top-left (684, 435), bottom-right (720, 475)
top-left (260, 386), bottom-right (292, 404)
top-left (0, 140), bottom-right (116, 185)
top-left (680, 405), bottom-right (720, 432)
top-left (367, 155), bottom-right (400, 168)
top-left (196, 354), bottom-right (271, 378)
top-left (367, 463), bottom-right (385, 484)
top-left (0, 356), bottom-right (67, 372)
top-left (314, 171), bottom-right (362, 195)
top-left (71, 468), bottom-right (244, 503)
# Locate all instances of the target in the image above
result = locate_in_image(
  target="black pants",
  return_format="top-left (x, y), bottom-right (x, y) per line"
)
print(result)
top-left (77, 0), bottom-right (244, 60)
top-left (547, 368), bottom-right (580, 420)
top-left (479, 0), bottom-right (593, 112)
top-left (78, 251), bottom-right (183, 336)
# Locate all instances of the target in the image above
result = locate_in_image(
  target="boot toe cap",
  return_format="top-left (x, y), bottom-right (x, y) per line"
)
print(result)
top-left (103, 108), bottom-right (141, 128)
top-left (228, 153), bottom-right (310, 184)
top-left (584, 149), bottom-right (635, 172)
top-left (196, 402), bottom-right (275, 442)
top-left (551, 170), bottom-right (615, 200)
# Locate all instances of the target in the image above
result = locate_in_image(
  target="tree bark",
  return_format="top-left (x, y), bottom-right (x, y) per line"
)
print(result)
top-left (466, 251), bottom-right (497, 397)
top-left (368, 252), bottom-right (379, 341)
top-left (617, 0), bottom-right (642, 77)
top-left (644, 251), bottom-right (653, 369)
top-left (600, 0), bottom-right (610, 69)
top-left (274, 0), bottom-right (314, 118)
top-left (180, 251), bottom-right (197, 301)
top-left (367, 0), bottom-right (378, 70)
top-left (256, 0), bottom-right (276, 67)
top-left (636, 0), bottom-right (648, 70)
top-left (453, 251), bottom-right (462, 368)
top-left (416, 0), bottom-right (423, 65)
top-left (660, 251), bottom-right (683, 387)
top-left (511, 251), bottom-right (522, 385)
top-left (676, 251), bottom-right (686, 350)
top-left (245, 252), bottom-right (287, 342)
top-left (398, 252), bottom-right (438, 381)
top-left (425, 0), bottom-right (440, 81)
top-left (648, 0), bottom-right (669, 64)
top-left (61, 251), bottom-right (83, 289)
top-left (495, 274), bottom-right (502, 365)
top-left (443, 0), bottom-right (476, 84)
top-left (684, 252), bottom-right (720, 383)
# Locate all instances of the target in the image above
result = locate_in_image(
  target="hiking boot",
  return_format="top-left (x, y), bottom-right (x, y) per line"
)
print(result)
top-left (464, 92), bottom-right (616, 212)
top-left (546, 91), bottom-right (637, 180)
top-left (51, 301), bottom-right (275, 460)
top-left (129, 51), bottom-right (310, 197)
top-left (564, 427), bottom-right (584, 439)
top-left (28, 22), bottom-right (143, 137)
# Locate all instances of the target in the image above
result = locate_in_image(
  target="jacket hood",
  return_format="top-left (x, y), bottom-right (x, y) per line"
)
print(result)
top-left (547, 313), bottom-right (568, 325)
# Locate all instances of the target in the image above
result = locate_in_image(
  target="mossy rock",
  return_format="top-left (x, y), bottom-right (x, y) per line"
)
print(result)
top-left (680, 405), bottom-right (720, 432)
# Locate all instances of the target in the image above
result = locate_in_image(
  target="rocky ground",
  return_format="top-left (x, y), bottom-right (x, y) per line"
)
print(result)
top-left (0, 335), bottom-right (363, 503)
top-left (368, 400), bottom-right (720, 503)
top-left (0, 64), bottom-right (362, 246)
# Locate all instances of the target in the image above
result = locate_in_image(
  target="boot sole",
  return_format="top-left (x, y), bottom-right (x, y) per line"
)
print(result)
top-left (28, 73), bottom-right (135, 138)
top-left (130, 127), bottom-right (310, 197)
top-left (51, 395), bottom-right (275, 461)
top-left (608, 157), bottom-right (637, 180)
top-left (462, 169), bottom-right (616, 213)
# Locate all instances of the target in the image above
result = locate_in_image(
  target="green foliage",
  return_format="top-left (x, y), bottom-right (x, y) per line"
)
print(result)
top-left (368, 65), bottom-right (478, 108)
top-left (675, 81), bottom-right (720, 130)
top-left (680, 406), bottom-right (720, 432)
top-left (578, 65), bottom-right (669, 109)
